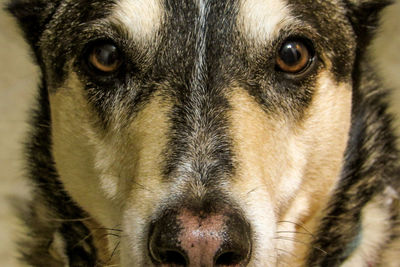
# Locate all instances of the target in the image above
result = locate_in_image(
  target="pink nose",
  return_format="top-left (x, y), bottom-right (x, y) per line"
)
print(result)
top-left (149, 209), bottom-right (252, 266)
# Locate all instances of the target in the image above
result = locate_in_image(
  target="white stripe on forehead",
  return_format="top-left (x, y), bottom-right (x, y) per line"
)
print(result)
top-left (238, 0), bottom-right (294, 43)
top-left (193, 0), bottom-right (210, 87)
top-left (111, 0), bottom-right (163, 42)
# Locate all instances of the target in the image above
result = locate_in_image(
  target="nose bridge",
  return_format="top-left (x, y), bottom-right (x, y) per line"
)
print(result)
top-left (165, 81), bottom-right (234, 188)
top-left (158, 1), bottom-right (238, 192)
top-left (162, 6), bottom-right (236, 186)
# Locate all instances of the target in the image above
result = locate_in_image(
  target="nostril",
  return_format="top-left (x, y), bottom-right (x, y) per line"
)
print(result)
top-left (148, 211), bottom-right (189, 266)
top-left (149, 236), bottom-right (189, 266)
top-left (158, 249), bottom-right (187, 266)
top-left (214, 212), bottom-right (252, 266)
top-left (149, 208), bottom-right (252, 266)
top-left (215, 251), bottom-right (244, 266)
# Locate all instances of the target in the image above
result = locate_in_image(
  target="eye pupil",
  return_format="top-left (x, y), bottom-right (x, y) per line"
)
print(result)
top-left (88, 42), bottom-right (122, 73)
top-left (280, 43), bottom-right (303, 66)
top-left (94, 44), bottom-right (118, 66)
top-left (276, 40), bottom-right (313, 74)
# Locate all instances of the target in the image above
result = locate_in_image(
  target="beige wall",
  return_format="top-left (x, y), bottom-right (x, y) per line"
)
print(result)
top-left (0, 1), bottom-right (38, 266)
top-left (372, 1), bottom-right (400, 130)
top-left (0, 1), bottom-right (399, 265)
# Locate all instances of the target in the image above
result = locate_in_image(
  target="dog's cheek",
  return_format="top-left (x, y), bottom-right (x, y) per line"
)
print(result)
top-left (50, 74), bottom-right (174, 263)
top-left (94, 93), bottom-right (172, 265)
top-left (225, 71), bottom-right (352, 265)
top-left (277, 72), bottom-right (352, 264)
top-left (294, 71), bottom-right (352, 219)
top-left (119, 95), bottom-right (174, 264)
top-left (226, 87), bottom-right (308, 265)
top-left (50, 74), bottom-right (121, 228)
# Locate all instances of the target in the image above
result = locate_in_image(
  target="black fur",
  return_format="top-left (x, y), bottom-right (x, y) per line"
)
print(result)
top-left (306, 1), bottom-right (400, 265)
top-left (19, 79), bottom-right (101, 266)
top-left (7, 0), bottom-right (399, 266)
top-left (162, 0), bottom-right (236, 185)
top-left (344, 0), bottom-right (393, 51)
top-left (307, 58), bottom-right (400, 266)
top-left (7, 0), bottom-right (61, 64)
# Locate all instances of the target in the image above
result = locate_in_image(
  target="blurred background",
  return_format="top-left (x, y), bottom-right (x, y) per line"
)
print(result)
top-left (1, 0), bottom-right (400, 266)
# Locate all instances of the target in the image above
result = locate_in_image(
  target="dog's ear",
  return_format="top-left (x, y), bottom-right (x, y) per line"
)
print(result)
top-left (344, 0), bottom-right (392, 47)
top-left (7, 0), bottom-right (60, 50)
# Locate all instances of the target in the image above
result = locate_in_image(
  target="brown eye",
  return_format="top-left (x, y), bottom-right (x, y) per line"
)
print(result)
top-left (276, 40), bottom-right (313, 74)
top-left (88, 42), bottom-right (122, 73)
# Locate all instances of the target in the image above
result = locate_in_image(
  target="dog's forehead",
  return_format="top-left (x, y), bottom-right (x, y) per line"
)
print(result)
top-left (237, 0), bottom-right (293, 42)
top-left (108, 0), bottom-right (286, 53)
top-left (40, 0), bottom-right (353, 91)
top-left (108, 0), bottom-right (346, 42)
top-left (111, 0), bottom-right (163, 42)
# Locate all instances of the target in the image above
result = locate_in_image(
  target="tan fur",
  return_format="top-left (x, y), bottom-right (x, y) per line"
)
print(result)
top-left (380, 235), bottom-right (400, 267)
top-left (51, 71), bottom-right (173, 265)
top-left (227, 71), bottom-right (352, 266)
top-left (51, 73), bottom-right (120, 232)
top-left (119, 93), bottom-right (173, 266)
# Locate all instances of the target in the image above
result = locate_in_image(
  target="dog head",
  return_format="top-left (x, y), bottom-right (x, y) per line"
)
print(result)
top-left (9, 0), bottom-right (391, 266)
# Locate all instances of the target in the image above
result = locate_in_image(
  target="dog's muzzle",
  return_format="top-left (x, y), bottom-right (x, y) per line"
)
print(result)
top-left (148, 207), bottom-right (252, 266)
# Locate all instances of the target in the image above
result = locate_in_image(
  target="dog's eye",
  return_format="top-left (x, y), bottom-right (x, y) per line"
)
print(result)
top-left (87, 42), bottom-right (122, 73)
top-left (276, 39), bottom-right (314, 74)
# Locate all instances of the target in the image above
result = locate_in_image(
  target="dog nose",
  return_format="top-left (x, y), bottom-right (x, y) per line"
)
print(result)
top-left (149, 209), bottom-right (252, 266)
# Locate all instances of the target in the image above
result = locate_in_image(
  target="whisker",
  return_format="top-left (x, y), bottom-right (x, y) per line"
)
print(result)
top-left (276, 230), bottom-right (314, 237)
top-left (72, 231), bottom-right (97, 249)
top-left (109, 241), bottom-right (121, 263)
top-left (246, 187), bottom-right (261, 196)
top-left (73, 231), bottom-right (120, 249)
top-left (45, 217), bottom-right (92, 222)
top-left (246, 185), bottom-right (268, 196)
top-left (106, 233), bottom-right (121, 238)
top-left (103, 171), bottom-right (154, 194)
top-left (273, 254), bottom-right (294, 267)
top-left (277, 220), bottom-right (313, 235)
top-left (274, 236), bottom-right (327, 255)
top-left (132, 180), bottom-right (154, 193)
top-left (94, 227), bottom-right (123, 232)
top-left (278, 260), bottom-right (294, 267)
top-left (276, 248), bottom-right (300, 259)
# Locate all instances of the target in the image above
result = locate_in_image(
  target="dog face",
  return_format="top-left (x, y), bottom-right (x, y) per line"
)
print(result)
top-left (9, 0), bottom-right (390, 266)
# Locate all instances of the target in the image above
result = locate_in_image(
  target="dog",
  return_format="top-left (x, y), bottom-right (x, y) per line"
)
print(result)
top-left (7, 0), bottom-right (400, 266)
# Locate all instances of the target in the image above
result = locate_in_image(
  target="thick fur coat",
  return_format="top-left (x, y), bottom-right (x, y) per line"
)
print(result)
top-left (8, 0), bottom-right (400, 266)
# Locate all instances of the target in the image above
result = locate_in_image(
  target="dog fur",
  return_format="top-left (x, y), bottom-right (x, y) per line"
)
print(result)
top-left (7, 0), bottom-right (400, 266)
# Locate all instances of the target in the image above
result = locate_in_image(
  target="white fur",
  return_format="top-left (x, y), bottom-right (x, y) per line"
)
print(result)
top-left (238, 0), bottom-right (295, 43)
top-left (244, 189), bottom-right (277, 267)
top-left (342, 197), bottom-right (391, 267)
top-left (111, 0), bottom-right (163, 42)
top-left (49, 231), bottom-right (69, 267)
top-left (193, 0), bottom-right (209, 89)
